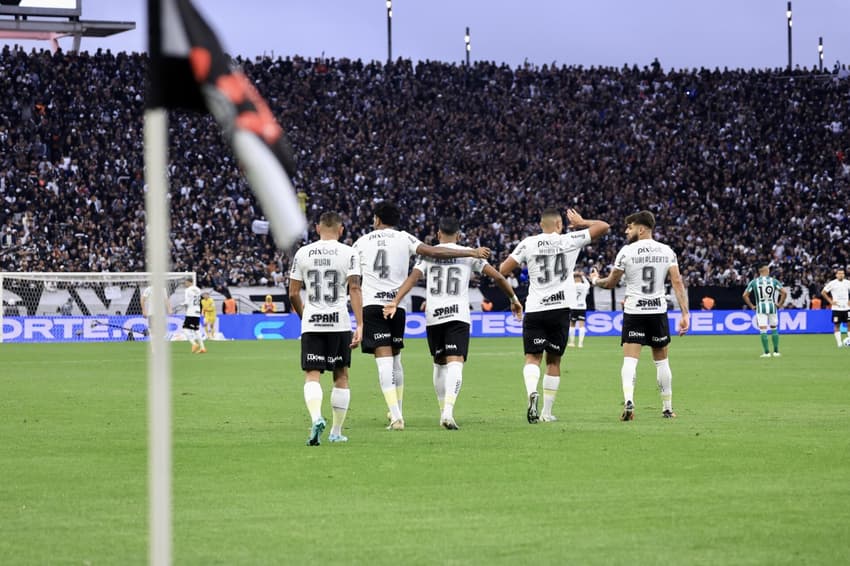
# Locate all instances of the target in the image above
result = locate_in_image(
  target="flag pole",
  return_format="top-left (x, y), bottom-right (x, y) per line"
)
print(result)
top-left (144, 106), bottom-right (172, 566)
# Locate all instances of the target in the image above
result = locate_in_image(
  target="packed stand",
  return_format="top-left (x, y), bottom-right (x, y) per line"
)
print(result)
top-left (1, 46), bottom-right (848, 301)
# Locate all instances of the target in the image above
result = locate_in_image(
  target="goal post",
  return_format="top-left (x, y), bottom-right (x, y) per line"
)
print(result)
top-left (0, 272), bottom-right (195, 343)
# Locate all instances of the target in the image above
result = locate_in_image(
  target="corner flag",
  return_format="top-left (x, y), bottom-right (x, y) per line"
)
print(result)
top-left (147, 0), bottom-right (306, 247)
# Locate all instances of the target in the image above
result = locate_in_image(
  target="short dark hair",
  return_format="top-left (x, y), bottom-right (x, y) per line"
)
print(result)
top-left (373, 201), bottom-right (401, 227)
top-left (540, 208), bottom-right (561, 221)
top-left (625, 210), bottom-right (655, 230)
top-left (438, 216), bottom-right (460, 236)
top-left (319, 211), bottom-right (342, 227)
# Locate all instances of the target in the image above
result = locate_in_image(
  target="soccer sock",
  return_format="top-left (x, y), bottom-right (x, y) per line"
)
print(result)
top-left (183, 328), bottom-right (197, 346)
top-left (196, 330), bottom-right (205, 349)
top-left (393, 354), bottom-right (404, 413)
top-left (771, 328), bottom-right (779, 352)
top-left (442, 361), bottom-right (464, 420)
top-left (542, 375), bottom-right (560, 416)
top-left (303, 381), bottom-right (323, 423)
top-left (621, 356), bottom-right (639, 403)
top-left (759, 332), bottom-right (769, 354)
top-left (523, 364), bottom-right (540, 397)
top-left (655, 359), bottom-right (673, 412)
top-left (377, 357), bottom-right (402, 421)
top-left (578, 327), bottom-right (586, 346)
top-left (835, 331), bottom-right (843, 347)
top-left (330, 387), bottom-right (350, 436)
top-left (567, 327), bottom-right (575, 344)
top-left (433, 363), bottom-right (447, 410)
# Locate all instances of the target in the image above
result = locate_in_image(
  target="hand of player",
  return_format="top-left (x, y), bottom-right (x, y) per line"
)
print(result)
top-left (474, 247), bottom-right (491, 259)
top-left (350, 327), bottom-right (363, 348)
top-left (589, 266), bottom-right (600, 284)
top-left (383, 303), bottom-right (398, 319)
top-left (510, 300), bottom-right (523, 321)
top-left (677, 313), bottom-right (690, 336)
top-left (566, 208), bottom-right (584, 228)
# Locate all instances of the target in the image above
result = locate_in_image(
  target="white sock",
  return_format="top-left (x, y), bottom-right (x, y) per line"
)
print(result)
top-left (442, 361), bottom-right (463, 420)
top-left (568, 327), bottom-right (575, 344)
top-left (578, 327), bottom-right (586, 346)
top-left (196, 329), bottom-right (205, 349)
top-left (330, 387), bottom-right (350, 436)
top-left (393, 354), bottom-right (404, 413)
top-left (542, 375), bottom-right (560, 416)
top-left (303, 381), bottom-right (323, 423)
top-left (523, 364), bottom-right (540, 397)
top-left (655, 359), bottom-right (673, 412)
top-left (183, 328), bottom-right (196, 345)
top-left (836, 331), bottom-right (843, 347)
top-left (621, 356), bottom-right (639, 404)
top-left (433, 363), bottom-right (447, 410)
top-left (377, 357), bottom-right (402, 421)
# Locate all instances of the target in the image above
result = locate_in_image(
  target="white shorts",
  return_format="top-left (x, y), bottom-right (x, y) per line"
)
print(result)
top-left (756, 313), bottom-right (778, 328)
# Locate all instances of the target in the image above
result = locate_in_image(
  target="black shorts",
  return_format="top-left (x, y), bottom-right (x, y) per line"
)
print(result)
top-left (621, 313), bottom-right (670, 347)
top-left (301, 331), bottom-right (352, 372)
top-left (361, 305), bottom-right (406, 354)
top-left (570, 309), bottom-right (587, 322)
top-left (523, 308), bottom-right (571, 355)
top-left (182, 316), bottom-right (200, 331)
top-left (832, 310), bottom-right (850, 324)
top-left (426, 321), bottom-right (470, 361)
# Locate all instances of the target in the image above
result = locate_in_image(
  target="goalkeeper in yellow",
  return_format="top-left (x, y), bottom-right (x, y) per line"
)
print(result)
top-left (201, 292), bottom-right (217, 339)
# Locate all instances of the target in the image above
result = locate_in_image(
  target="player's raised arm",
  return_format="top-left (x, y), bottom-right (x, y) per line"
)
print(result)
top-left (482, 264), bottom-right (523, 320)
top-left (566, 208), bottom-right (610, 240)
top-left (668, 264), bottom-right (690, 335)
top-left (383, 268), bottom-right (424, 319)
top-left (417, 243), bottom-right (490, 260)
top-left (348, 275), bottom-right (363, 348)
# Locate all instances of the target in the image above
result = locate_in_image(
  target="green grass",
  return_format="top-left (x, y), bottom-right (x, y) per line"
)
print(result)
top-left (2, 335), bottom-right (850, 565)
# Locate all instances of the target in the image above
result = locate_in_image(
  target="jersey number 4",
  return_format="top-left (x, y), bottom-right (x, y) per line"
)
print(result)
top-left (373, 250), bottom-right (390, 279)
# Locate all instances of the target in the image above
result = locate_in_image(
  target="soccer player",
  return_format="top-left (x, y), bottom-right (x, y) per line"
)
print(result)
top-left (181, 277), bottom-right (206, 354)
top-left (353, 201), bottom-right (490, 431)
top-left (141, 284), bottom-right (172, 345)
top-left (591, 210), bottom-right (689, 420)
top-left (499, 208), bottom-right (609, 423)
top-left (200, 292), bottom-right (216, 338)
top-left (289, 211), bottom-right (363, 445)
top-left (821, 268), bottom-right (850, 347)
top-left (382, 217), bottom-right (523, 430)
top-left (742, 264), bottom-right (787, 357)
top-left (567, 271), bottom-right (591, 348)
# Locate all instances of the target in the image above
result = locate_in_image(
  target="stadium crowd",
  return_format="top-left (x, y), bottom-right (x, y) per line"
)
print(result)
top-left (1, 46), bottom-right (848, 302)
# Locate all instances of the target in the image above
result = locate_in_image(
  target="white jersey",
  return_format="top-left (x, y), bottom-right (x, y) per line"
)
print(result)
top-left (354, 228), bottom-right (423, 307)
top-left (613, 238), bottom-right (678, 315)
top-left (290, 239), bottom-right (360, 333)
top-left (141, 286), bottom-right (167, 316)
top-left (414, 243), bottom-right (487, 326)
top-left (574, 278), bottom-right (590, 309)
top-left (183, 285), bottom-right (202, 317)
top-left (823, 278), bottom-right (850, 310)
top-left (509, 229), bottom-right (591, 313)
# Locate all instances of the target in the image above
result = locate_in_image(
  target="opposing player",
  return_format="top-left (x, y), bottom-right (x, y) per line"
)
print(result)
top-left (499, 208), bottom-right (609, 423)
top-left (181, 277), bottom-right (206, 354)
top-left (382, 217), bottom-right (523, 430)
top-left (289, 211), bottom-right (363, 445)
top-left (567, 271), bottom-right (591, 348)
top-left (353, 201), bottom-right (490, 431)
top-left (742, 264), bottom-right (787, 357)
top-left (200, 291), bottom-right (216, 338)
top-left (821, 268), bottom-right (850, 347)
top-left (591, 210), bottom-right (689, 420)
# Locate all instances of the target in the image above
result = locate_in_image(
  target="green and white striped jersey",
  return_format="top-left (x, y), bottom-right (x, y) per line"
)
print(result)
top-left (745, 276), bottom-right (783, 314)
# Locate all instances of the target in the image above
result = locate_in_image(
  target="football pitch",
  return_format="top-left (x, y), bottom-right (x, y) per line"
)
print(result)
top-left (2, 335), bottom-right (849, 565)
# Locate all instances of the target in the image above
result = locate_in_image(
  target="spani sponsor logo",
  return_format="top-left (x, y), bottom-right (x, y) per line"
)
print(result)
top-left (308, 312), bottom-right (339, 324)
top-left (433, 305), bottom-right (460, 317)
top-left (541, 291), bottom-right (565, 304)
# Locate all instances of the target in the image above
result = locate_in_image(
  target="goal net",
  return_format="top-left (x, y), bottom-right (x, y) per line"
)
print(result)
top-left (0, 272), bottom-right (195, 343)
